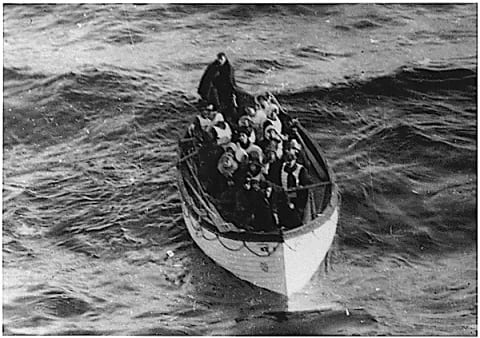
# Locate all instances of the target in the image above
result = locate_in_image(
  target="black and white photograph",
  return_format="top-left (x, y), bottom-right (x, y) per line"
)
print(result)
top-left (3, 3), bottom-right (477, 335)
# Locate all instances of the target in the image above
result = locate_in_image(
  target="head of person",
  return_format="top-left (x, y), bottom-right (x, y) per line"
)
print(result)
top-left (224, 142), bottom-right (237, 155)
top-left (247, 159), bottom-right (262, 178)
top-left (215, 120), bottom-right (227, 129)
top-left (264, 125), bottom-right (280, 141)
top-left (248, 147), bottom-right (263, 164)
top-left (287, 138), bottom-right (302, 154)
top-left (199, 103), bottom-right (210, 117)
top-left (219, 152), bottom-right (238, 176)
top-left (237, 127), bottom-right (250, 145)
top-left (284, 149), bottom-right (297, 166)
top-left (205, 104), bottom-right (216, 117)
top-left (256, 95), bottom-right (269, 109)
top-left (245, 106), bottom-right (257, 118)
top-left (267, 105), bottom-right (280, 120)
top-left (216, 52), bottom-right (227, 66)
top-left (250, 177), bottom-right (262, 192)
top-left (260, 180), bottom-right (273, 197)
top-left (238, 115), bottom-right (253, 129)
top-left (200, 109), bottom-right (209, 119)
top-left (264, 146), bottom-right (278, 164)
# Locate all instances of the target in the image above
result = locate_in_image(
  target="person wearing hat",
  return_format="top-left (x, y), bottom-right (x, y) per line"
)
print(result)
top-left (215, 146), bottom-right (241, 198)
top-left (205, 106), bottom-right (224, 130)
top-left (234, 126), bottom-right (259, 165)
top-left (263, 104), bottom-right (283, 136)
top-left (223, 141), bottom-right (237, 154)
top-left (245, 106), bottom-right (267, 141)
top-left (256, 94), bottom-right (280, 115)
top-left (277, 148), bottom-right (312, 229)
top-left (285, 137), bottom-right (308, 166)
top-left (210, 118), bottom-right (232, 147)
top-left (259, 124), bottom-right (284, 160)
top-left (246, 144), bottom-right (264, 164)
top-left (237, 115), bottom-right (256, 144)
top-left (262, 142), bottom-right (283, 182)
top-left (217, 148), bottom-right (239, 179)
top-left (188, 103), bottom-right (215, 142)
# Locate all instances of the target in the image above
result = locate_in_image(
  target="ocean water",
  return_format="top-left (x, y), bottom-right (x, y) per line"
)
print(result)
top-left (3, 4), bottom-right (477, 335)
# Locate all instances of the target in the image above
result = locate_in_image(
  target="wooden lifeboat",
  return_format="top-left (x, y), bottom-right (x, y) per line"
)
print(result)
top-left (176, 93), bottom-right (339, 296)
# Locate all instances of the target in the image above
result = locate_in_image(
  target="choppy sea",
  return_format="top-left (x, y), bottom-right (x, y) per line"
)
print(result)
top-left (3, 4), bottom-right (477, 335)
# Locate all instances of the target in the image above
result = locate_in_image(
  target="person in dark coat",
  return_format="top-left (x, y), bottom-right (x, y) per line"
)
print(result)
top-left (198, 52), bottom-right (238, 123)
top-left (262, 143), bottom-right (283, 183)
top-left (277, 149), bottom-right (312, 229)
top-left (245, 180), bottom-right (277, 233)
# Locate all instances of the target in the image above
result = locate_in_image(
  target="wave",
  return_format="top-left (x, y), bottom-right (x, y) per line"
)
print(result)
top-left (241, 57), bottom-right (304, 75)
top-left (292, 46), bottom-right (355, 60)
top-left (3, 59), bottom-right (476, 259)
top-left (212, 4), bottom-right (341, 20)
top-left (4, 66), bottom-right (48, 82)
top-left (282, 64), bottom-right (476, 103)
top-left (3, 66), bottom-right (186, 148)
top-left (275, 63), bottom-right (476, 253)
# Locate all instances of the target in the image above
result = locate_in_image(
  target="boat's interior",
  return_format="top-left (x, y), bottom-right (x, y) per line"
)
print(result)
top-left (177, 93), bottom-right (334, 240)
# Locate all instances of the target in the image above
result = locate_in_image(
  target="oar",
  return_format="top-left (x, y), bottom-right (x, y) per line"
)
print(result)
top-left (156, 148), bottom-right (199, 174)
top-left (285, 181), bottom-right (332, 192)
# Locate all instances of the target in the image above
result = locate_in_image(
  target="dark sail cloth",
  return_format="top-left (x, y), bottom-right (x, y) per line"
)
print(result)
top-left (198, 59), bottom-right (238, 123)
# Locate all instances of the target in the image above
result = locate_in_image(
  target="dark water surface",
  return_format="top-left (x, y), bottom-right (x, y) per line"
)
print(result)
top-left (3, 4), bottom-right (477, 335)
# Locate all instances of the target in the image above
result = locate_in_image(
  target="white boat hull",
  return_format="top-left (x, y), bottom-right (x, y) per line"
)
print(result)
top-left (181, 201), bottom-right (339, 296)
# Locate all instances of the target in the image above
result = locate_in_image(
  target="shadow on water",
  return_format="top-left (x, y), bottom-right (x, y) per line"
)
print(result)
top-left (224, 308), bottom-right (378, 336)
top-left (182, 244), bottom-right (289, 308)
top-left (173, 238), bottom-right (380, 335)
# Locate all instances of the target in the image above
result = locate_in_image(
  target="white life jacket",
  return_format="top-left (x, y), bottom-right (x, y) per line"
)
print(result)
top-left (250, 110), bottom-right (268, 130)
top-left (235, 146), bottom-right (248, 164)
top-left (268, 116), bottom-right (283, 135)
top-left (248, 129), bottom-right (256, 144)
top-left (196, 115), bottom-right (212, 131)
top-left (235, 142), bottom-right (261, 164)
top-left (211, 113), bottom-right (224, 125)
top-left (265, 102), bottom-right (280, 116)
top-left (281, 163), bottom-right (304, 198)
top-left (275, 141), bottom-right (283, 160)
top-left (212, 123), bottom-right (232, 146)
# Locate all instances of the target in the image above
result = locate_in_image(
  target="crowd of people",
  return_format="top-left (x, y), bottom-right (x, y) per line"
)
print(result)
top-left (188, 52), bottom-right (313, 232)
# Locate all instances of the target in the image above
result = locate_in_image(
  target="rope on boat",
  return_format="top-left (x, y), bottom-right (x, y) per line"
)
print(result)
top-left (216, 235), bottom-right (245, 251)
top-left (189, 208), bottom-right (220, 241)
top-left (201, 229), bottom-right (218, 241)
top-left (187, 202), bottom-right (281, 256)
top-left (243, 241), bottom-right (281, 257)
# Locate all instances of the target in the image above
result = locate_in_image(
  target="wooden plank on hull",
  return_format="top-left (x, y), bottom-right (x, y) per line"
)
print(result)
top-left (283, 207), bottom-right (339, 295)
top-left (185, 216), bottom-right (288, 294)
